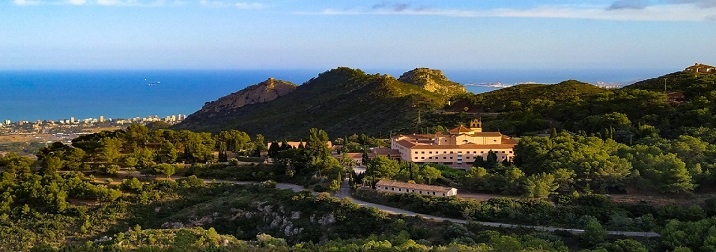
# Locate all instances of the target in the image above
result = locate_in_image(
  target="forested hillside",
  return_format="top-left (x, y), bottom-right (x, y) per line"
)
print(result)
top-left (176, 67), bottom-right (464, 139)
top-left (445, 68), bottom-right (716, 138)
top-left (625, 65), bottom-right (716, 98)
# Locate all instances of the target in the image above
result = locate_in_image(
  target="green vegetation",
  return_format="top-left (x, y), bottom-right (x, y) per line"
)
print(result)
top-left (4, 65), bottom-right (716, 251)
top-left (0, 153), bottom-right (577, 251)
top-left (398, 67), bottom-right (467, 97)
top-left (625, 70), bottom-right (716, 98)
top-left (176, 67), bottom-right (459, 139)
top-left (0, 141), bottom-right (45, 156)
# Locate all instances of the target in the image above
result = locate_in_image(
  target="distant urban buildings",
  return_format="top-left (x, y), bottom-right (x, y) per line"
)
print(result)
top-left (2, 114), bottom-right (187, 128)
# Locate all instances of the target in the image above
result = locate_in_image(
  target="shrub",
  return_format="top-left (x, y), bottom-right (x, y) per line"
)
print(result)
top-left (313, 184), bottom-right (327, 192)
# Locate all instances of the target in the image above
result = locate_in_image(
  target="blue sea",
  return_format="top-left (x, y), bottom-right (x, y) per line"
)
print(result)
top-left (0, 68), bottom-right (672, 122)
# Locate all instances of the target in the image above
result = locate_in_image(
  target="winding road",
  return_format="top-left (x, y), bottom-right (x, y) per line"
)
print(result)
top-left (213, 178), bottom-right (660, 238)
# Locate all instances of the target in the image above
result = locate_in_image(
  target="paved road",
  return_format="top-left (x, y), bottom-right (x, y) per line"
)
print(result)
top-left (335, 178), bottom-right (659, 237)
top-left (198, 177), bottom-right (661, 238)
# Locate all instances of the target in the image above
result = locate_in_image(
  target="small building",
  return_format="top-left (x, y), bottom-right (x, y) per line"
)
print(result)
top-left (369, 147), bottom-right (402, 160)
top-left (375, 180), bottom-right (458, 197)
top-left (344, 152), bottom-right (365, 166)
top-left (667, 91), bottom-right (686, 104)
top-left (684, 63), bottom-right (715, 74)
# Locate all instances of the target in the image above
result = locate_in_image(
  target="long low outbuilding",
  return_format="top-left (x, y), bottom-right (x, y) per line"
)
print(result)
top-left (375, 180), bottom-right (458, 197)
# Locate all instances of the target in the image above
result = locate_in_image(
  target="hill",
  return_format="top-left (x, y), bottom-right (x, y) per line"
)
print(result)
top-left (199, 78), bottom-right (297, 114)
top-left (176, 67), bottom-right (465, 139)
top-left (623, 63), bottom-right (716, 98)
top-left (398, 68), bottom-right (467, 97)
top-left (446, 79), bottom-right (608, 113)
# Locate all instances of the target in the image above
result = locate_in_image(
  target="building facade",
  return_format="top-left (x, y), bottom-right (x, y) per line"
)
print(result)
top-left (391, 119), bottom-right (517, 167)
top-left (684, 63), bottom-right (715, 74)
top-left (375, 180), bottom-right (457, 197)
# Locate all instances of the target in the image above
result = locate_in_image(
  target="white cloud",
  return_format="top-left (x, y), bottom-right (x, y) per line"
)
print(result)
top-left (96, 0), bottom-right (139, 6)
top-left (234, 2), bottom-right (263, 10)
top-left (199, 0), bottom-right (231, 7)
top-left (198, 0), bottom-right (263, 9)
top-left (669, 0), bottom-right (716, 8)
top-left (311, 4), bottom-right (716, 22)
top-left (12, 0), bottom-right (177, 6)
top-left (13, 0), bottom-right (42, 5)
top-left (67, 0), bottom-right (87, 5)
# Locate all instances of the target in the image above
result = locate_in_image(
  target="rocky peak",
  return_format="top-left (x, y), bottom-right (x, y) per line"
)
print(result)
top-left (200, 78), bottom-right (297, 113)
top-left (398, 68), bottom-right (466, 97)
top-left (399, 68), bottom-right (448, 83)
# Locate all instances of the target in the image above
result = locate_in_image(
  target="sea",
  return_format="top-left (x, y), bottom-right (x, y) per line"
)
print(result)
top-left (0, 68), bottom-right (672, 122)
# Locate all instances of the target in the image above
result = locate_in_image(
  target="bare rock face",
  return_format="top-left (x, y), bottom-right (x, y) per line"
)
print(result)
top-left (201, 78), bottom-right (297, 113)
top-left (398, 68), bottom-right (467, 97)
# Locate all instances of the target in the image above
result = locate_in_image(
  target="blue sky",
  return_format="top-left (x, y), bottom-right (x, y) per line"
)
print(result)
top-left (1, 0), bottom-right (715, 70)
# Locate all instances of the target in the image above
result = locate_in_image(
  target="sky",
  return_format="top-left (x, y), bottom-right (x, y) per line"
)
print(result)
top-left (1, 0), bottom-right (715, 70)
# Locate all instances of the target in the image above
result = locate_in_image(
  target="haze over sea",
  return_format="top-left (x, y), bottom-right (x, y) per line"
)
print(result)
top-left (0, 68), bottom-right (671, 122)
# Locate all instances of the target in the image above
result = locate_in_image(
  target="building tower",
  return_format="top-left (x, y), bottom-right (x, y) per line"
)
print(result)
top-left (469, 118), bottom-right (482, 132)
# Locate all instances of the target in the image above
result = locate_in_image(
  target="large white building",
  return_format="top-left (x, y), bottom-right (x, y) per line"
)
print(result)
top-left (391, 119), bottom-right (517, 167)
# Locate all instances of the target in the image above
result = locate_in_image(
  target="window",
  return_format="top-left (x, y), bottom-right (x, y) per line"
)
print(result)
top-left (419, 190), bottom-right (422, 194)
top-left (421, 151), bottom-right (425, 154)
top-left (501, 151), bottom-right (505, 153)
top-left (391, 187), bottom-right (394, 191)
top-left (509, 151), bottom-right (513, 153)
top-left (443, 151), bottom-right (447, 154)
top-left (429, 157), bottom-right (432, 159)
top-left (450, 151), bottom-right (453, 154)
top-left (480, 151), bottom-right (484, 154)
top-left (421, 157), bottom-right (425, 159)
top-left (398, 188), bottom-right (401, 191)
top-left (443, 157), bottom-right (447, 159)
top-left (442, 193), bottom-right (446, 196)
top-left (414, 151), bottom-right (418, 154)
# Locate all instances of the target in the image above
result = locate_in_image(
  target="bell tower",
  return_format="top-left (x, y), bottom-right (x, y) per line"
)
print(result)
top-left (469, 118), bottom-right (482, 132)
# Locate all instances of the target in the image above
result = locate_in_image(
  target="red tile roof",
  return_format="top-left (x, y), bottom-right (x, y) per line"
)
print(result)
top-left (395, 140), bottom-right (416, 148)
top-left (449, 125), bottom-right (472, 134)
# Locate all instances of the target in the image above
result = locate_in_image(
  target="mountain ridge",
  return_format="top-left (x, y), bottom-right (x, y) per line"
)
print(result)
top-left (175, 67), bottom-right (465, 139)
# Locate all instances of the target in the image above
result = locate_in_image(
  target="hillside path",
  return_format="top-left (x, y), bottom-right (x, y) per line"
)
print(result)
top-left (205, 178), bottom-right (660, 238)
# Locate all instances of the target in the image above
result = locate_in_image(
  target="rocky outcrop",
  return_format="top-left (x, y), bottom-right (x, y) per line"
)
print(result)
top-left (398, 68), bottom-right (467, 97)
top-left (398, 68), bottom-right (467, 96)
top-left (200, 78), bottom-right (297, 113)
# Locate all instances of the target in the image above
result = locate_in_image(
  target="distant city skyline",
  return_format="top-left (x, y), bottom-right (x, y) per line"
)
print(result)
top-left (2, 113), bottom-right (187, 125)
top-left (1, 0), bottom-right (714, 70)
